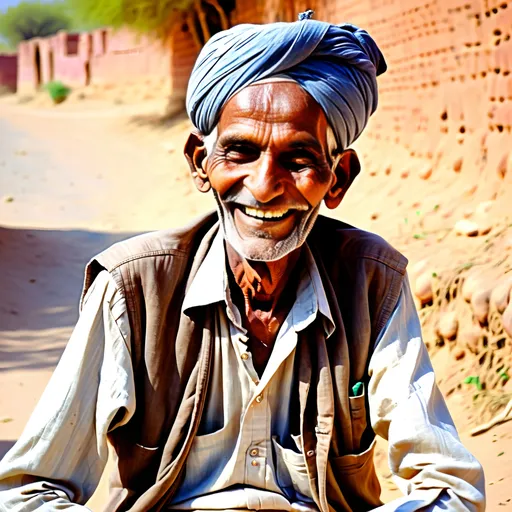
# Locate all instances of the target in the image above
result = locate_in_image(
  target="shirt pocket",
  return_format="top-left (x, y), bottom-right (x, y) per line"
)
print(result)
top-left (184, 425), bottom-right (234, 484)
top-left (272, 436), bottom-right (310, 500)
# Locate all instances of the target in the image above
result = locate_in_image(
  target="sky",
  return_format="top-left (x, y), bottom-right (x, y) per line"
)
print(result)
top-left (0, 0), bottom-right (53, 12)
top-left (1, 0), bottom-right (22, 10)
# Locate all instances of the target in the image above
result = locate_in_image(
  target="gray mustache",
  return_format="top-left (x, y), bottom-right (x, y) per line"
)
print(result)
top-left (222, 188), bottom-right (309, 211)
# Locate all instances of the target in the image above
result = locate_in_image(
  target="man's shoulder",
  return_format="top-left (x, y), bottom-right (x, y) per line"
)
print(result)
top-left (81, 212), bottom-right (219, 305)
top-left (311, 215), bottom-right (408, 275)
top-left (95, 211), bottom-right (219, 272)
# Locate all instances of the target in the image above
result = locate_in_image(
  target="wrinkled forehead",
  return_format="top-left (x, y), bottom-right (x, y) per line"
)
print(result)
top-left (204, 80), bottom-right (337, 157)
top-left (217, 80), bottom-right (329, 133)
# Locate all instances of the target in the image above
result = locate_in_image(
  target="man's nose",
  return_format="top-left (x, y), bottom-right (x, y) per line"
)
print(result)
top-left (244, 154), bottom-right (285, 203)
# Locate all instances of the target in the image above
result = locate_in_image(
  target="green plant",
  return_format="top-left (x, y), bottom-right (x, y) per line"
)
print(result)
top-left (464, 375), bottom-right (483, 391)
top-left (44, 81), bottom-right (71, 104)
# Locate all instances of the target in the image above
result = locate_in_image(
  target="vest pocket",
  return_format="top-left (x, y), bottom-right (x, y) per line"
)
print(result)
top-left (272, 436), bottom-right (310, 500)
top-left (348, 391), bottom-right (367, 453)
top-left (119, 442), bottom-right (162, 490)
top-left (329, 438), bottom-right (382, 509)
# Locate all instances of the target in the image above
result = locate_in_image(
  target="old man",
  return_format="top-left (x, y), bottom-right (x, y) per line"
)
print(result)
top-left (0, 15), bottom-right (484, 512)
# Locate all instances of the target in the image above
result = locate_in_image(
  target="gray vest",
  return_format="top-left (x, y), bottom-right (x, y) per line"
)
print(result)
top-left (82, 212), bottom-right (407, 512)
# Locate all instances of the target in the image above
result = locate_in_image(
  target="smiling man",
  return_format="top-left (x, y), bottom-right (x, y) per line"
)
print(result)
top-left (0, 15), bottom-right (485, 512)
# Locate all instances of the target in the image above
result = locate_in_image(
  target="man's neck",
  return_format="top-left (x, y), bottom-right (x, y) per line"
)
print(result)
top-left (225, 242), bottom-right (301, 375)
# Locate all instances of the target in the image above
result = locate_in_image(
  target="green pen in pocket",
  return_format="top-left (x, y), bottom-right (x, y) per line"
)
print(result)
top-left (351, 381), bottom-right (364, 397)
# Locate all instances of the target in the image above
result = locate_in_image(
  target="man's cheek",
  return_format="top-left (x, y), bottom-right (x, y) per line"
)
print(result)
top-left (207, 162), bottom-right (239, 190)
top-left (295, 178), bottom-right (328, 209)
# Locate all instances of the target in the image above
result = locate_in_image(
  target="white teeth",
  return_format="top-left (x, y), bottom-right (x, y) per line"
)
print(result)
top-left (243, 206), bottom-right (289, 219)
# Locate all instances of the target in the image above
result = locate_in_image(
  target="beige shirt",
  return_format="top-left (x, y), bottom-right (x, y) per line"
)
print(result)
top-left (0, 235), bottom-right (485, 511)
top-left (171, 233), bottom-right (334, 510)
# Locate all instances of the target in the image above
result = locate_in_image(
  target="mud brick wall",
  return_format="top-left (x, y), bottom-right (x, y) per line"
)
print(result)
top-left (17, 32), bottom-right (91, 93)
top-left (337, 0), bottom-right (511, 186)
top-left (0, 54), bottom-right (17, 92)
top-left (16, 25), bottom-right (197, 103)
top-left (169, 25), bottom-right (200, 102)
top-left (51, 32), bottom-right (90, 86)
top-left (17, 40), bottom-right (42, 93)
top-left (89, 28), bottom-right (171, 86)
top-left (346, 0), bottom-right (512, 187)
top-left (231, 0), bottom-right (512, 187)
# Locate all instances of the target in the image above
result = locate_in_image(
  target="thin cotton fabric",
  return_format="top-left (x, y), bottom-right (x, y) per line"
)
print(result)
top-left (186, 19), bottom-right (387, 150)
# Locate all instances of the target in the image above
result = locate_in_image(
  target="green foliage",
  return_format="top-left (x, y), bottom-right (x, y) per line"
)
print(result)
top-left (464, 375), bottom-right (483, 391)
top-left (44, 80), bottom-right (71, 103)
top-left (0, 40), bottom-right (14, 53)
top-left (0, 2), bottom-right (72, 47)
top-left (498, 367), bottom-right (510, 383)
top-left (68, 0), bottom-right (194, 38)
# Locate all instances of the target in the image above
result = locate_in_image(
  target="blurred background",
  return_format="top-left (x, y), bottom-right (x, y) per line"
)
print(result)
top-left (0, 0), bottom-right (511, 509)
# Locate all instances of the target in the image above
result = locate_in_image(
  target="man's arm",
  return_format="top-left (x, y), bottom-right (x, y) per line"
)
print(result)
top-left (368, 276), bottom-right (485, 511)
top-left (0, 271), bottom-right (136, 510)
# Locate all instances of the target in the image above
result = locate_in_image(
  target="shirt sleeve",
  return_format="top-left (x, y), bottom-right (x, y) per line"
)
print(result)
top-left (0, 271), bottom-right (136, 511)
top-left (367, 275), bottom-right (486, 512)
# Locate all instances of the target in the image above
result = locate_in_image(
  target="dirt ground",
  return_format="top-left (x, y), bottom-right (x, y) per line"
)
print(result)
top-left (0, 92), bottom-right (511, 510)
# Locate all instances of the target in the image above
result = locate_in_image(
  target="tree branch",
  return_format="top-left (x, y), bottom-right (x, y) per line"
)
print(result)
top-left (203, 0), bottom-right (229, 30)
top-left (194, 0), bottom-right (211, 43)
top-left (186, 11), bottom-right (203, 50)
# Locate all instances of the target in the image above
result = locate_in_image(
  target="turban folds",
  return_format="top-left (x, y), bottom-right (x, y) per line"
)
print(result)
top-left (186, 19), bottom-right (386, 150)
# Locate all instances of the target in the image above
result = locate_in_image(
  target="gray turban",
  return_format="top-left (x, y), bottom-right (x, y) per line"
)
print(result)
top-left (186, 18), bottom-right (386, 151)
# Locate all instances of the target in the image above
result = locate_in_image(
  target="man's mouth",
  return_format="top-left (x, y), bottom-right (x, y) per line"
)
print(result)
top-left (240, 206), bottom-right (292, 221)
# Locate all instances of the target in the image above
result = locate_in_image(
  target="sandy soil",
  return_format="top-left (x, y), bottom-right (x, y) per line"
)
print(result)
top-left (0, 93), bottom-right (511, 510)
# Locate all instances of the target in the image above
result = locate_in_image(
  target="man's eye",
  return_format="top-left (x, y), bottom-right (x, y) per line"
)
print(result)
top-left (286, 161), bottom-right (315, 172)
top-left (225, 145), bottom-right (259, 160)
top-left (283, 152), bottom-right (318, 172)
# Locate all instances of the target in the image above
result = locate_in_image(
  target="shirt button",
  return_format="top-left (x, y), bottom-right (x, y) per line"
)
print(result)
top-left (255, 394), bottom-right (263, 403)
top-left (250, 448), bottom-right (259, 457)
top-left (251, 459), bottom-right (259, 467)
top-left (241, 353), bottom-right (249, 360)
top-left (306, 449), bottom-right (315, 458)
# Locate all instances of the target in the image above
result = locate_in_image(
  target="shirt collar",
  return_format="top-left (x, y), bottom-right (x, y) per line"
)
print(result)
top-left (182, 231), bottom-right (335, 338)
top-left (182, 230), bottom-right (227, 312)
top-left (301, 243), bottom-right (335, 338)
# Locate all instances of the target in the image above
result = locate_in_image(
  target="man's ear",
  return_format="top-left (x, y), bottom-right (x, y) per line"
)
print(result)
top-left (184, 131), bottom-right (211, 193)
top-left (323, 149), bottom-right (361, 210)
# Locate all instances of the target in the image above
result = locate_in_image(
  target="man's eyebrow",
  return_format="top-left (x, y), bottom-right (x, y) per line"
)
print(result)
top-left (217, 133), bottom-right (324, 153)
top-left (218, 133), bottom-right (258, 146)
top-left (287, 138), bottom-right (323, 154)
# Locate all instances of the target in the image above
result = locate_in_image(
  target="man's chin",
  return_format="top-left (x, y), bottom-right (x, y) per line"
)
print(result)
top-left (214, 193), bottom-right (321, 261)
top-left (230, 236), bottom-right (295, 262)
top-left (224, 218), bottom-right (308, 261)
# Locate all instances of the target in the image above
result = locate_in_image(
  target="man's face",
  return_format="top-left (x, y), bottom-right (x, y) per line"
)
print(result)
top-left (189, 82), bottom-right (352, 261)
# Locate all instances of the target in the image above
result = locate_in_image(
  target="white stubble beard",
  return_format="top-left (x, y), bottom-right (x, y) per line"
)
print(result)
top-left (212, 190), bottom-right (321, 262)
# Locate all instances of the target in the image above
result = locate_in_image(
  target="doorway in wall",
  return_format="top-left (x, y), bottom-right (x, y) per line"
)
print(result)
top-left (34, 45), bottom-right (42, 88)
top-left (85, 61), bottom-right (90, 86)
top-left (49, 50), bottom-right (54, 81)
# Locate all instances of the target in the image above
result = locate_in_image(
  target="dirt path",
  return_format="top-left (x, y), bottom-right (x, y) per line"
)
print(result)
top-left (0, 98), bottom-right (510, 510)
